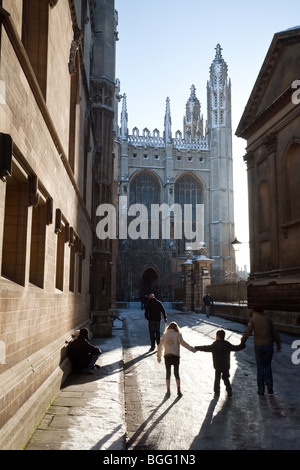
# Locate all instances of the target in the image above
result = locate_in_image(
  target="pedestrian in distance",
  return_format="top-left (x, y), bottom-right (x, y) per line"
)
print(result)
top-left (68, 328), bottom-right (102, 375)
top-left (195, 329), bottom-right (245, 398)
top-left (157, 321), bottom-right (197, 398)
top-left (241, 305), bottom-right (281, 396)
top-left (145, 293), bottom-right (167, 351)
top-left (203, 292), bottom-right (213, 317)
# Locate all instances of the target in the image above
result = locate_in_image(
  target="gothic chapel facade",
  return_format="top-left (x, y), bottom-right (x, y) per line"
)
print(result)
top-left (117, 45), bottom-right (236, 301)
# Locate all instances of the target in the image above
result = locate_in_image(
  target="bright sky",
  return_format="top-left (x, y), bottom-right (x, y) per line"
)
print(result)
top-left (115, 0), bottom-right (300, 271)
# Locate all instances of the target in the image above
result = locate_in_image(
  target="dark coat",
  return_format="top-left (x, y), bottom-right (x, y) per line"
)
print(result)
top-left (145, 298), bottom-right (167, 322)
top-left (69, 337), bottom-right (100, 369)
top-left (196, 339), bottom-right (245, 372)
top-left (203, 295), bottom-right (213, 306)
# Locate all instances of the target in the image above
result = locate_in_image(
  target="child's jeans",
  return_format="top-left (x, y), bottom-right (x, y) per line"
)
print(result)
top-left (214, 369), bottom-right (231, 395)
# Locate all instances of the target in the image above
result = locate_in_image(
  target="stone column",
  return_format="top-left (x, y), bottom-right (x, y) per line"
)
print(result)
top-left (181, 247), bottom-right (194, 312)
top-left (90, 0), bottom-right (117, 315)
top-left (193, 242), bottom-right (214, 312)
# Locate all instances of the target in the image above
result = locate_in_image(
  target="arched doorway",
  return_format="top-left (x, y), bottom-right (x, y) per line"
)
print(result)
top-left (141, 267), bottom-right (158, 297)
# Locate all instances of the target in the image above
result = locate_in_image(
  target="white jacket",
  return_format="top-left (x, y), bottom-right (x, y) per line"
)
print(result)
top-left (157, 329), bottom-right (196, 362)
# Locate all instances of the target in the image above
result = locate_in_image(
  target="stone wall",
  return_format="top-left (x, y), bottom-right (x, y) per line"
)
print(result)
top-left (0, 0), bottom-right (95, 449)
top-left (236, 27), bottom-right (300, 329)
top-left (212, 303), bottom-right (300, 335)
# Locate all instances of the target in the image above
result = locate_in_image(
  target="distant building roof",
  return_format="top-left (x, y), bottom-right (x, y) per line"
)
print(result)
top-left (282, 25), bottom-right (300, 32)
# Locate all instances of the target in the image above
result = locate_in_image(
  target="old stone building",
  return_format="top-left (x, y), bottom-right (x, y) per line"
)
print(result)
top-left (0, 0), bottom-right (118, 449)
top-left (117, 45), bottom-right (236, 301)
top-left (236, 26), bottom-right (300, 332)
top-left (89, 0), bottom-right (119, 313)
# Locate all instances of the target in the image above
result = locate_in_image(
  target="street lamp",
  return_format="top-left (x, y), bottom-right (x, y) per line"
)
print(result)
top-left (231, 238), bottom-right (250, 278)
top-left (231, 237), bottom-right (242, 251)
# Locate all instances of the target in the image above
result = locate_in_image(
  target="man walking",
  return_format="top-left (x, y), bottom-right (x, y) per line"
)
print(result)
top-left (203, 292), bottom-right (213, 318)
top-left (145, 294), bottom-right (167, 351)
top-left (241, 305), bottom-right (281, 395)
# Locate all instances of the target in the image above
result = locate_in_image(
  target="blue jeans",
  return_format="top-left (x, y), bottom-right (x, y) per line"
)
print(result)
top-left (205, 305), bottom-right (211, 317)
top-left (255, 344), bottom-right (274, 394)
top-left (81, 351), bottom-right (101, 372)
top-left (148, 321), bottom-right (161, 349)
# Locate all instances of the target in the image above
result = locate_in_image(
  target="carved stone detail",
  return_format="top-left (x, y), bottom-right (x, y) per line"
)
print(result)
top-left (68, 25), bottom-right (83, 75)
top-left (91, 80), bottom-right (114, 109)
top-left (263, 133), bottom-right (277, 155)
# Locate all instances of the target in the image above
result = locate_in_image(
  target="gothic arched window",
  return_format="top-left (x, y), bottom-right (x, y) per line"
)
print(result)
top-left (129, 171), bottom-right (160, 241)
top-left (130, 171), bottom-right (160, 207)
top-left (175, 174), bottom-right (202, 206)
top-left (174, 174), bottom-right (202, 253)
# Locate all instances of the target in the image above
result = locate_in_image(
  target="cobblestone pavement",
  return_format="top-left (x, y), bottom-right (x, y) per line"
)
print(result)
top-left (123, 304), bottom-right (300, 451)
top-left (24, 303), bottom-right (300, 451)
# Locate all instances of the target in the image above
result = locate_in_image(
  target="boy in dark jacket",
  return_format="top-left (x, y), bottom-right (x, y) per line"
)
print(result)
top-left (195, 329), bottom-right (245, 397)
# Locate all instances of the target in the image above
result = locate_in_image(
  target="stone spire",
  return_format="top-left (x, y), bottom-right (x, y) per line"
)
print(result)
top-left (120, 93), bottom-right (128, 140)
top-left (207, 44), bottom-right (231, 129)
top-left (209, 44), bottom-right (228, 86)
top-left (214, 43), bottom-right (223, 62)
top-left (164, 97), bottom-right (172, 143)
top-left (183, 84), bottom-right (203, 140)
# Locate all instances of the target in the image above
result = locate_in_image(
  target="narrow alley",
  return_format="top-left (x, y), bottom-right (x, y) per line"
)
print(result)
top-left (123, 304), bottom-right (300, 450)
top-left (25, 303), bottom-right (300, 452)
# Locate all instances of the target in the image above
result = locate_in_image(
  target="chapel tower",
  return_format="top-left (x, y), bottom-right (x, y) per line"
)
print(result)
top-left (117, 44), bottom-right (236, 300)
top-left (207, 44), bottom-right (235, 279)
